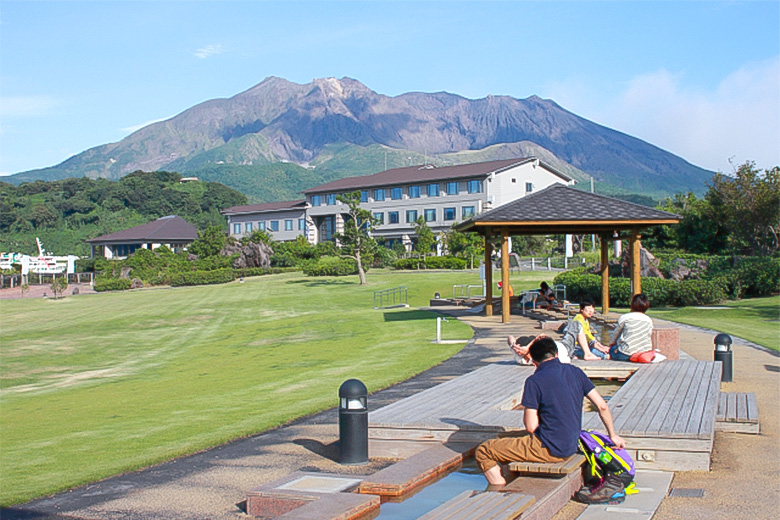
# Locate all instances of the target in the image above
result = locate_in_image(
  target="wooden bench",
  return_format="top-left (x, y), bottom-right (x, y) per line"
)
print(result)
top-left (716, 392), bottom-right (759, 434)
top-left (508, 454), bottom-right (585, 476)
top-left (582, 360), bottom-right (721, 471)
top-left (418, 490), bottom-right (535, 520)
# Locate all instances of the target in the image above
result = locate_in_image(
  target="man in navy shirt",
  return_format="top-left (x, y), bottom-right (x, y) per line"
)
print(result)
top-left (476, 335), bottom-right (625, 487)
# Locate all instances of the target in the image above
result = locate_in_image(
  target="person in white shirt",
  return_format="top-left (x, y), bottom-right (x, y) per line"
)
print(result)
top-left (608, 293), bottom-right (654, 361)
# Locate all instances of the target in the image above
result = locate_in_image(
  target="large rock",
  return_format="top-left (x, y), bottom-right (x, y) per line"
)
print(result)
top-left (222, 241), bottom-right (273, 269)
top-left (620, 246), bottom-right (664, 278)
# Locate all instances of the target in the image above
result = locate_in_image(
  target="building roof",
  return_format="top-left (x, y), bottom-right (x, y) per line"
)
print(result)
top-left (301, 157), bottom-right (573, 194)
top-left (86, 215), bottom-right (199, 244)
top-left (456, 184), bottom-right (680, 235)
top-left (221, 200), bottom-right (307, 216)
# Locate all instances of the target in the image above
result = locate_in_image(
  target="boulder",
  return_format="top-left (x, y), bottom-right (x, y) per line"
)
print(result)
top-left (222, 241), bottom-right (274, 269)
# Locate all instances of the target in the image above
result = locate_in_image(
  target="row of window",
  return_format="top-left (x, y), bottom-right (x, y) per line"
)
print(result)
top-left (311, 179), bottom-right (482, 206)
top-left (372, 206), bottom-right (476, 225)
top-left (233, 219), bottom-right (306, 234)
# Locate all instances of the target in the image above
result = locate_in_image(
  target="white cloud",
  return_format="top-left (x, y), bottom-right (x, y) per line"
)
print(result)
top-left (192, 44), bottom-right (225, 59)
top-left (120, 116), bottom-right (173, 134)
top-left (604, 57), bottom-right (780, 173)
top-left (0, 96), bottom-right (58, 117)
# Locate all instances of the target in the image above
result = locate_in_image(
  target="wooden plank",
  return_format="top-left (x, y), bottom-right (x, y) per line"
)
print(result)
top-left (615, 362), bottom-right (682, 433)
top-left (670, 362), bottom-right (709, 437)
top-left (632, 360), bottom-right (696, 435)
top-left (696, 365), bottom-right (722, 439)
top-left (737, 393), bottom-right (749, 422)
top-left (508, 454), bottom-right (585, 475)
top-left (747, 393), bottom-right (759, 423)
top-left (716, 392), bottom-right (727, 421)
top-left (646, 361), bottom-right (702, 436)
top-left (419, 491), bottom-right (535, 520)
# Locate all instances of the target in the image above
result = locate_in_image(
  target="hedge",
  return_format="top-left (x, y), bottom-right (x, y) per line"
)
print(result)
top-left (553, 268), bottom-right (727, 307)
top-left (393, 256), bottom-right (467, 270)
top-left (94, 277), bottom-right (133, 292)
top-left (170, 268), bottom-right (236, 287)
top-left (302, 257), bottom-right (360, 277)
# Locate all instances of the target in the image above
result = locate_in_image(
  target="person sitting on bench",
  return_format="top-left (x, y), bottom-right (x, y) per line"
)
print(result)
top-left (561, 301), bottom-right (610, 360)
top-left (508, 334), bottom-right (570, 365)
top-left (608, 293), bottom-right (654, 361)
top-left (475, 337), bottom-right (625, 487)
top-left (537, 281), bottom-right (558, 308)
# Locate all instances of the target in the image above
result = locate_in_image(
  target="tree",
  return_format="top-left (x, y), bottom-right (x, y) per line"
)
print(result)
top-left (414, 217), bottom-right (437, 255)
top-left (334, 191), bottom-right (378, 285)
top-left (643, 192), bottom-right (728, 253)
top-left (50, 277), bottom-right (68, 299)
top-left (188, 225), bottom-right (228, 258)
top-left (707, 161), bottom-right (780, 256)
top-left (444, 228), bottom-right (484, 269)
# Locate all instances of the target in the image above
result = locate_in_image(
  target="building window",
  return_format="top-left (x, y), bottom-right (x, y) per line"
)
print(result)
top-left (427, 183), bottom-right (439, 197)
top-left (467, 180), bottom-right (482, 193)
top-left (285, 219), bottom-right (293, 231)
top-left (270, 220), bottom-right (279, 232)
top-left (322, 216), bottom-right (335, 240)
top-left (446, 182), bottom-right (459, 195)
top-left (424, 208), bottom-right (436, 222)
top-left (391, 187), bottom-right (403, 200)
top-left (444, 207), bottom-right (456, 221)
top-left (245, 222), bottom-right (252, 233)
top-left (259, 222), bottom-right (266, 231)
top-left (233, 223), bottom-right (241, 234)
top-left (361, 190), bottom-right (368, 203)
top-left (462, 206), bottom-right (475, 219)
top-left (388, 211), bottom-right (399, 224)
top-left (409, 185), bottom-right (421, 198)
top-left (374, 188), bottom-right (385, 201)
top-left (311, 195), bottom-right (322, 206)
top-left (406, 210), bottom-right (418, 223)
top-left (298, 218), bottom-right (306, 230)
top-left (326, 193), bottom-right (337, 205)
top-left (526, 182), bottom-right (533, 193)
top-left (373, 212), bottom-right (384, 224)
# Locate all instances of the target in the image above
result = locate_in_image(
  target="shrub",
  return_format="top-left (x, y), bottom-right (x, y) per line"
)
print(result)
top-left (302, 256), bottom-right (359, 277)
top-left (170, 268), bottom-right (236, 287)
top-left (94, 277), bottom-right (132, 292)
top-left (393, 256), bottom-right (467, 270)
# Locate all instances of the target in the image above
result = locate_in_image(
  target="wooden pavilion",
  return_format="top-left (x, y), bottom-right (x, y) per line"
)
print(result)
top-left (455, 184), bottom-right (680, 322)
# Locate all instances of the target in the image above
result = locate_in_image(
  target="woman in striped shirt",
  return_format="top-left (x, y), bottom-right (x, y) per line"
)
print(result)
top-left (608, 293), bottom-right (654, 361)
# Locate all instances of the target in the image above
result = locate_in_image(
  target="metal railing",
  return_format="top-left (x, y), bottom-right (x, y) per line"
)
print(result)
top-left (452, 284), bottom-right (484, 299)
top-left (373, 286), bottom-right (408, 309)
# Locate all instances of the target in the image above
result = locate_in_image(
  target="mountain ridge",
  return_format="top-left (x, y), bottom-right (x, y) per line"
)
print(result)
top-left (7, 76), bottom-right (713, 198)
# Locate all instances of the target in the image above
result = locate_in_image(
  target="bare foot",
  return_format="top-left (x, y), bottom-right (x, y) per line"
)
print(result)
top-left (583, 353), bottom-right (601, 361)
top-left (507, 335), bottom-right (516, 348)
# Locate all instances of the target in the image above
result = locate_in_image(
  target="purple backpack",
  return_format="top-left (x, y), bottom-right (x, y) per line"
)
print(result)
top-left (578, 429), bottom-right (635, 486)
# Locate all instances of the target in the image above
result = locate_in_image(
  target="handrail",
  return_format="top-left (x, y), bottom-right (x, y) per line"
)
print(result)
top-left (452, 284), bottom-right (483, 299)
top-left (374, 286), bottom-right (408, 309)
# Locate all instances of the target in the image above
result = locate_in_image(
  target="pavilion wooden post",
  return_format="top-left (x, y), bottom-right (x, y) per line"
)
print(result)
top-left (501, 228), bottom-right (510, 323)
top-left (630, 230), bottom-right (642, 297)
top-left (600, 234), bottom-right (610, 315)
top-left (484, 229), bottom-right (493, 317)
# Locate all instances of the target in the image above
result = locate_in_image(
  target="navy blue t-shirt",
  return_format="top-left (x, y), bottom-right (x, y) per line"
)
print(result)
top-left (520, 358), bottom-right (595, 457)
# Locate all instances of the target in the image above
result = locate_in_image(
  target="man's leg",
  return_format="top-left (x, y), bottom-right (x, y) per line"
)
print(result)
top-left (577, 332), bottom-right (602, 360)
top-left (475, 433), bottom-right (564, 486)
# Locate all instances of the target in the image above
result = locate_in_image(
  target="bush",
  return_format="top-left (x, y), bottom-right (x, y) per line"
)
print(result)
top-left (553, 268), bottom-right (727, 307)
top-left (170, 268), bottom-right (236, 287)
top-left (94, 277), bottom-right (132, 292)
top-left (302, 256), bottom-right (359, 277)
top-left (393, 256), bottom-right (467, 270)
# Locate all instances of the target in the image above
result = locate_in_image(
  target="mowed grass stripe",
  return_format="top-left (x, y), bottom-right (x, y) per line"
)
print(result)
top-left (0, 270), bottom-right (551, 506)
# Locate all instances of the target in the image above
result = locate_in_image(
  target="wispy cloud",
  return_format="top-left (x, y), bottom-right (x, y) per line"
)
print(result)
top-left (120, 116), bottom-right (173, 134)
top-left (0, 96), bottom-right (58, 117)
top-left (192, 44), bottom-right (225, 59)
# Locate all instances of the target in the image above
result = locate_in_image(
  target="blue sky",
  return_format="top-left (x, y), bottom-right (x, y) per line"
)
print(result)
top-left (1, 0), bottom-right (778, 177)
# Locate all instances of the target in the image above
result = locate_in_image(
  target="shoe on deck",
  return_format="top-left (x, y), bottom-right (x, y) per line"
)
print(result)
top-left (575, 474), bottom-right (626, 504)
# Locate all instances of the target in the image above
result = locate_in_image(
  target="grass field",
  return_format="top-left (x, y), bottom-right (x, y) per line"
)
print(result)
top-left (647, 295), bottom-right (780, 352)
top-left (0, 269), bottom-right (552, 506)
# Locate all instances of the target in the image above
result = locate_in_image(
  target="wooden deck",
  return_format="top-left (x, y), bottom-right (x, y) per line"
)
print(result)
top-left (716, 392), bottom-right (759, 434)
top-left (370, 360), bottom-right (722, 471)
top-left (418, 491), bottom-right (535, 520)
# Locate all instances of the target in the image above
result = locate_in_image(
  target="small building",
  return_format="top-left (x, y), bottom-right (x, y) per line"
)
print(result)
top-left (222, 200), bottom-right (309, 242)
top-left (223, 157), bottom-right (573, 249)
top-left (86, 215), bottom-right (198, 259)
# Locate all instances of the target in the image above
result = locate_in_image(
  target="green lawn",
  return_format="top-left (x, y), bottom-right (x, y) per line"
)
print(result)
top-left (647, 295), bottom-right (780, 352)
top-left (0, 269), bottom-right (550, 506)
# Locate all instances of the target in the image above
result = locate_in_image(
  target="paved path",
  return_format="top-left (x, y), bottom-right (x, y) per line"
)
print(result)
top-left (2, 308), bottom-right (778, 519)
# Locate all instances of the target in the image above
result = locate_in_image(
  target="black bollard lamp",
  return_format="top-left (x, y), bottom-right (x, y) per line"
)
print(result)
top-left (338, 379), bottom-right (368, 464)
top-left (713, 333), bottom-right (733, 382)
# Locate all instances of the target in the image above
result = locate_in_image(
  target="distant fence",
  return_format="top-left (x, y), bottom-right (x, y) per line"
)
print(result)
top-left (374, 286), bottom-right (408, 309)
top-left (0, 272), bottom-right (94, 289)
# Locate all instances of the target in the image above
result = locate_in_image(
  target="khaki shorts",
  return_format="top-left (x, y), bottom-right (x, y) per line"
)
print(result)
top-left (475, 432), bottom-right (565, 472)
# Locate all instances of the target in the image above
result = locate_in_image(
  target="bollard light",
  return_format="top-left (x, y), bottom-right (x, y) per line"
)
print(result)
top-left (434, 292), bottom-right (441, 299)
top-left (338, 379), bottom-right (368, 464)
top-left (713, 333), bottom-right (733, 382)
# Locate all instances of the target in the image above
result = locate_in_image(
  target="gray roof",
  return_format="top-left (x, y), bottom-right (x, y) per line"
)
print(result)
top-left (86, 215), bottom-right (198, 244)
top-left (302, 157), bottom-right (572, 194)
top-left (457, 184), bottom-right (680, 235)
top-left (222, 200), bottom-right (307, 216)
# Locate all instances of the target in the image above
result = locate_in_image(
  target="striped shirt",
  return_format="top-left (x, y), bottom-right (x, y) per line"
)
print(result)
top-left (611, 312), bottom-right (654, 356)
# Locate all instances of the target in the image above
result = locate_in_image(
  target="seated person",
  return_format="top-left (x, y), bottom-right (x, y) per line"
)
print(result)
top-left (608, 293), bottom-right (654, 361)
top-left (537, 281), bottom-right (558, 308)
top-left (560, 301), bottom-right (610, 360)
top-left (508, 334), bottom-right (571, 365)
